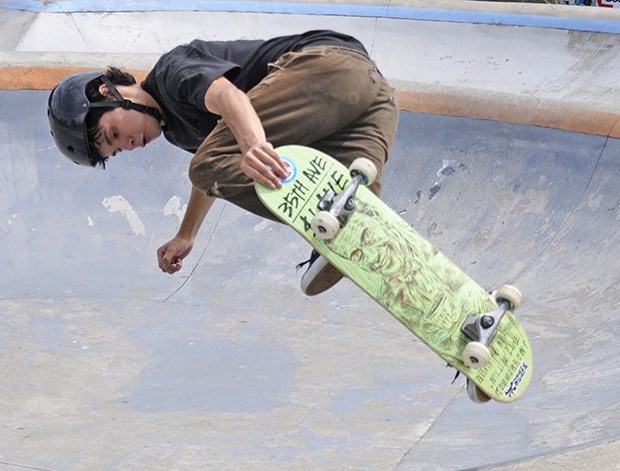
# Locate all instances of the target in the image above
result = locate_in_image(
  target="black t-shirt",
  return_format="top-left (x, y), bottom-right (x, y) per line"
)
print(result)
top-left (141, 30), bottom-right (366, 153)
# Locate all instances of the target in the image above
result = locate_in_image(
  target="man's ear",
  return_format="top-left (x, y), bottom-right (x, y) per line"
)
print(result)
top-left (98, 83), bottom-right (112, 97)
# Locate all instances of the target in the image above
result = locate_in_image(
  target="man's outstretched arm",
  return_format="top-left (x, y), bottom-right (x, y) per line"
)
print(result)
top-left (157, 186), bottom-right (214, 274)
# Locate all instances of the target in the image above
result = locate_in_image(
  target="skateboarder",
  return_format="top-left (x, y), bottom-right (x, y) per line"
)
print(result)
top-left (47, 30), bottom-right (399, 295)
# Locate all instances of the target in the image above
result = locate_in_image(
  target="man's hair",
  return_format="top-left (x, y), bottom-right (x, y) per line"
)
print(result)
top-left (85, 67), bottom-right (137, 168)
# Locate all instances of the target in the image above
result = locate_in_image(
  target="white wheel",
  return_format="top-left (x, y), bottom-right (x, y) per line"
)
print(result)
top-left (311, 211), bottom-right (340, 240)
top-left (462, 341), bottom-right (490, 369)
top-left (349, 158), bottom-right (377, 186)
top-left (467, 379), bottom-right (492, 404)
top-left (494, 285), bottom-right (523, 310)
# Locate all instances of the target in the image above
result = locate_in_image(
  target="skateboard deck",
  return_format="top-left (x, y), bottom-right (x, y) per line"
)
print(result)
top-left (256, 145), bottom-right (532, 402)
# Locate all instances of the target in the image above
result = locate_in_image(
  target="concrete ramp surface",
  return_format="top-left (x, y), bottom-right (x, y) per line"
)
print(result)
top-left (1, 0), bottom-right (620, 469)
top-left (1, 89), bottom-right (619, 470)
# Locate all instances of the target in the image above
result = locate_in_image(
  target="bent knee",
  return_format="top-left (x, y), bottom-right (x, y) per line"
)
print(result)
top-left (188, 158), bottom-right (219, 198)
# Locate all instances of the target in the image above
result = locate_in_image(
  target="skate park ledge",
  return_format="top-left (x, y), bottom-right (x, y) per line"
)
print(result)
top-left (1, 0), bottom-right (619, 138)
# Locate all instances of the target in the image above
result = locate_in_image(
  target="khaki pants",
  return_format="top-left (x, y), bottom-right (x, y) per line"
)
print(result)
top-left (189, 45), bottom-right (400, 222)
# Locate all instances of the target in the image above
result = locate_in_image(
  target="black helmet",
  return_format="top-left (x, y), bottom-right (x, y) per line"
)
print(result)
top-left (47, 70), bottom-right (162, 167)
top-left (47, 71), bottom-right (107, 166)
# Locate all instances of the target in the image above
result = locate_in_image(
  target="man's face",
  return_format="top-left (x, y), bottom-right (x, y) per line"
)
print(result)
top-left (95, 107), bottom-right (162, 158)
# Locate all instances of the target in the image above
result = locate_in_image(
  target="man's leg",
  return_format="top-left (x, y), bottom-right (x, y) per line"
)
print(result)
top-left (189, 46), bottom-right (399, 295)
top-left (189, 45), bottom-right (398, 220)
top-left (297, 70), bottom-right (399, 295)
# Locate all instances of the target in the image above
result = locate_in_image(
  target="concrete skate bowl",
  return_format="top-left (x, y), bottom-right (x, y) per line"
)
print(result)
top-left (2, 89), bottom-right (620, 470)
top-left (2, 1), bottom-right (620, 470)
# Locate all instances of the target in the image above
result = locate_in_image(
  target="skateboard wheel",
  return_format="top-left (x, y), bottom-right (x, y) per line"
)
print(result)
top-left (463, 341), bottom-right (490, 369)
top-left (494, 285), bottom-right (523, 310)
top-left (311, 211), bottom-right (340, 240)
top-left (349, 158), bottom-right (377, 186)
top-left (466, 379), bottom-right (492, 404)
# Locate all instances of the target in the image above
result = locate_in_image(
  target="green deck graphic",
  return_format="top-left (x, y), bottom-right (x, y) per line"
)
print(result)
top-left (256, 145), bottom-right (532, 402)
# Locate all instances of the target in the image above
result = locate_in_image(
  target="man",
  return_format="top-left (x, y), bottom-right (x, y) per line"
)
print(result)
top-left (47, 30), bottom-right (399, 295)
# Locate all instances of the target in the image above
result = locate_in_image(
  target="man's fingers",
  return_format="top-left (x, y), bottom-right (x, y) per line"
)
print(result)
top-left (242, 162), bottom-right (279, 189)
top-left (265, 152), bottom-right (287, 178)
top-left (162, 259), bottom-right (181, 274)
top-left (157, 248), bottom-right (169, 271)
top-left (167, 259), bottom-right (182, 274)
top-left (240, 142), bottom-right (293, 189)
top-left (158, 246), bottom-right (180, 273)
top-left (241, 155), bottom-right (283, 189)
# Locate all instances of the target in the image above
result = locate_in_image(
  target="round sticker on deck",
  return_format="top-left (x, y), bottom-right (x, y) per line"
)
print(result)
top-left (280, 155), bottom-right (297, 185)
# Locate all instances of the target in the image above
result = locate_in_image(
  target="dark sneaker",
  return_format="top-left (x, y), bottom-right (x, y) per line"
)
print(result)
top-left (296, 249), bottom-right (344, 296)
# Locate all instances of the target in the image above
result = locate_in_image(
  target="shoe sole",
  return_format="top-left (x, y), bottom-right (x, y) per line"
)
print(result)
top-left (301, 258), bottom-right (344, 296)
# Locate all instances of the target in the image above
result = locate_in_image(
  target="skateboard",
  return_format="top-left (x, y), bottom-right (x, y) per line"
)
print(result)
top-left (256, 145), bottom-right (532, 403)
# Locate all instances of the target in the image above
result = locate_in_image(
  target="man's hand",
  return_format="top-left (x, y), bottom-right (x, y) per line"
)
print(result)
top-left (157, 236), bottom-right (194, 274)
top-left (240, 141), bottom-right (288, 189)
top-left (204, 77), bottom-right (289, 189)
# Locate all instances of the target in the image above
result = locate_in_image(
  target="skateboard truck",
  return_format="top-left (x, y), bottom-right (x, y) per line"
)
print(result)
top-left (311, 158), bottom-right (377, 240)
top-left (460, 285), bottom-right (523, 369)
top-left (317, 174), bottom-right (364, 227)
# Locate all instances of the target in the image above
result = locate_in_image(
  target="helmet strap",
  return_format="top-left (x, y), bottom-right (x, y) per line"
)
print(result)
top-left (91, 75), bottom-right (163, 123)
